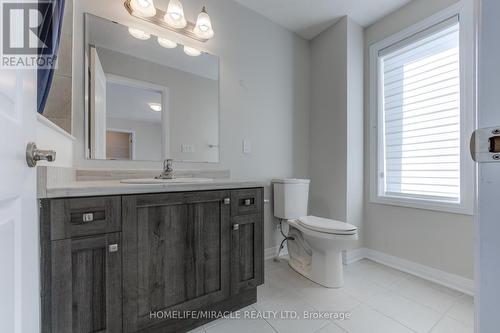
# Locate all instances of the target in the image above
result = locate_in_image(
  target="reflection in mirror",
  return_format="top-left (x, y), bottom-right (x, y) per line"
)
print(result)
top-left (40, 0), bottom-right (73, 133)
top-left (85, 13), bottom-right (219, 163)
top-left (105, 77), bottom-right (163, 161)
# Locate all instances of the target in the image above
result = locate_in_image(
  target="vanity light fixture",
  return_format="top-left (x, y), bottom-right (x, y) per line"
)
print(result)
top-left (148, 103), bottom-right (162, 112)
top-left (157, 37), bottom-right (177, 49)
top-left (194, 6), bottom-right (214, 39)
top-left (183, 46), bottom-right (202, 57)
top-left (129, 0), bottom-right (156, 18)
top-left (164, 0), bottom-right (187, 28)
top-left (128, 27), bottom-right (151, 40)
top-left (124, 0), bottom-right (214, 42)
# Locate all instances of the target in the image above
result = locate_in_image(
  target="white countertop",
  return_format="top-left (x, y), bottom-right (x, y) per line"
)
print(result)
top-left (41, 179), bottom-right (269, 198)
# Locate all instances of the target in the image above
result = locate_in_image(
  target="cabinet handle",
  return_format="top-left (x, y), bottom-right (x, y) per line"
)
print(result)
top-left (244, 199), bottom-right (252, 206)
top-left (233, 224), bottom-right (239, 231)
top-left (224, 198), bottom-right (231, 205)
top-left (82, 213), bottom-right (94, 223)
top-left (109, 244), bottom-right (119, 253)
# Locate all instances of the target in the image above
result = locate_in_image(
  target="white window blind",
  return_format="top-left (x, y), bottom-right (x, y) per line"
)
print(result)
top-left (379, 16), bottom-right (461, 202)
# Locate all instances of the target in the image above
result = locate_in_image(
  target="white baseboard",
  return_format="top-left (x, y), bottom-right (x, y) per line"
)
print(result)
top-left (344, 248), bottom-right (366, 265)
top-left (266, 246), bottom-right (473, 296)
top-left (265, 245), bottom-right (288, 260)
top-left (359, 248), bottom-right (474, 296)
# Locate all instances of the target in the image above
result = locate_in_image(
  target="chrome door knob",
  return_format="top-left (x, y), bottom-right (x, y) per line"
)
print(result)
top-left (26, 142), bottom-right (56, 167)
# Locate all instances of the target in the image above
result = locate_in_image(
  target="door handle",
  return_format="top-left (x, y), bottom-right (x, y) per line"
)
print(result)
top-left (26, 142), bottom-right (56, 167)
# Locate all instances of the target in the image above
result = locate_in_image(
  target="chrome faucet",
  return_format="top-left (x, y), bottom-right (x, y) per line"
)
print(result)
top-left (157, 159), bottom-right (175, 179)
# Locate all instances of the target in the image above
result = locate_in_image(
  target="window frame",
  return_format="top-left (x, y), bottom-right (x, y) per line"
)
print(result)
top-left (369, 2), bottom-right (475, 215)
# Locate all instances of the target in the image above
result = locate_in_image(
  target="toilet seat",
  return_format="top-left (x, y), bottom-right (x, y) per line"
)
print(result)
top-left (296, 216), bottom-right (357, 235)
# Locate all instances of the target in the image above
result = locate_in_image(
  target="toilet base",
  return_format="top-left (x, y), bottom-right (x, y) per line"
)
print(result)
top-left (288, 250), bottom-right (344, 288)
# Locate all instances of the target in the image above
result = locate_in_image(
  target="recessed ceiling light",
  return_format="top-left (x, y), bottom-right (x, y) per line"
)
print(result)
top-left (149, 103), bottom-right (162, 112)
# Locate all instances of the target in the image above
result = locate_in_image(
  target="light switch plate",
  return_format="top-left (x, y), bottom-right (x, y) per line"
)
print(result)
top-left (243, 139), bottom-right (252, 154)
top-left (181, 144), bottom-right (195, 153)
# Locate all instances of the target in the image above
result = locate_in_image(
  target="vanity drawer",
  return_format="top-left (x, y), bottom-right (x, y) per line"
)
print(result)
top-left (231, 188), bottom-right (263, 216)
top-left (48, 196), bottom-right (121, 240)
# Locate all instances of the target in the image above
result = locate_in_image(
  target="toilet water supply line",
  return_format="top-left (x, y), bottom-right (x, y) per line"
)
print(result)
top-left (274, 218), bottom-right (295, 261)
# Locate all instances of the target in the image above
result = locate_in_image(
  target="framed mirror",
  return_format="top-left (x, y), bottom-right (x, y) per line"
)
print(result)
top-left (84, 13), bottom-right (220, 163)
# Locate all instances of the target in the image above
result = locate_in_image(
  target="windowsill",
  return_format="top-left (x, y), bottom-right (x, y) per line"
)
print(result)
top-left (370, 194), bottom-right (474, 216)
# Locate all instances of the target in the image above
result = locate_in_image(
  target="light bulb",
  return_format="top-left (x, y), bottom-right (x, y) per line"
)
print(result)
top-left (130, 0), bottom-right (156, 18)
top-left (194, 6), bottom-right (214, 39)
top-left (183, 46), bottom-right (202, 57)
top-left (149, 103), bottom-right (162, 112)
top-left (157, 37), bottom-right (177, 49)
top-left (128, 27), bottom-right (151, 40)
top-left (164, 0), bottom-right (187, 29)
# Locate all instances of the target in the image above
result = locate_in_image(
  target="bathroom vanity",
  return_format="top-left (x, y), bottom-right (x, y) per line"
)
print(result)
top-left (37, 6), bottom-right (265, 332)
top-left (38, 172), bottom-right (265, 333)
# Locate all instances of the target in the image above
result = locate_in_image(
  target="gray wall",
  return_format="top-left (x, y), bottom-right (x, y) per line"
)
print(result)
top-left (72, 0), bottom-right (310, 252)
top-left (363, 0), bottom-right (474, 279)
top-left (106, 118), bottom-right (162, 161)
top-left (346, 18), bottom-right (365, 243)
top-left (309, 17), bottom-right (364, 242)
top-left (310, 18), bottom-right (348, 222)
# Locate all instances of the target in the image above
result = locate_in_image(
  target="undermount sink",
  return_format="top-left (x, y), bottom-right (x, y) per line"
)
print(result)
top-left (120, 178), bottom-right (213, 184)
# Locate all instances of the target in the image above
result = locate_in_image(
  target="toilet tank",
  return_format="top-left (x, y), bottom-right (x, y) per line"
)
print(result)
top-left (273, 179), bottom-right (310, 219)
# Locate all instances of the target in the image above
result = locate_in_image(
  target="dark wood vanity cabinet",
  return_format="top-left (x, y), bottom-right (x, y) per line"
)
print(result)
top-left (122, 190), bottom-right (232, 332)
top-left (47, 233), bottom-right (123, 333)
top-left (41, 188), bottom-right (264, 333)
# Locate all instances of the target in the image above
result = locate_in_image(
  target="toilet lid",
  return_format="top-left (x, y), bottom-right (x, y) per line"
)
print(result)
top-left (297, 216), bottom-right (357, 235)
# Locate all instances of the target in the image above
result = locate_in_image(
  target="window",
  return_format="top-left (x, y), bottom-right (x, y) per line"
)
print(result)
top-left (370, 5), bottom-right (474, 214)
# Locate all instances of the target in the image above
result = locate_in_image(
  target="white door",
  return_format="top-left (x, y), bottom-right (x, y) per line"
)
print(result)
top-left (474, 0), bottom-right (500, 331)
top-left (0, 64), bottom-right (39, 333)
top-left (90, 46), bottom-right (107, 159)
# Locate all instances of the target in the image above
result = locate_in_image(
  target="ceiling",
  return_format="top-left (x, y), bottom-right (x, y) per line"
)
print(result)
top-left (106, 82), bottom-right (162, 123)
top-left (233, 0), bottom-right (412, 40)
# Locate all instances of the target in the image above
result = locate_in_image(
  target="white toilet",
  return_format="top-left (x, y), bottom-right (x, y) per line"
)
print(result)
top-left (273, 179), bottom-right (358, 288)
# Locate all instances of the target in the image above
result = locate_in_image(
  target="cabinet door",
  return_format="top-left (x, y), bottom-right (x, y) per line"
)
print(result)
top-left (122, 191), bottom-right (231, 332)
top-left (48, 233), bottom-right (122, 333)
top-left (230, 213), bottom-right (264, 294)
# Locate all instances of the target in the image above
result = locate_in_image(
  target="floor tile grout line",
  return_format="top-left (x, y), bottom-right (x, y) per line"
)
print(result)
top-left (427, 311), bottom-right (448, 333)
top-left (358, 276), bottom-right (460, 316)
top-left (359, 300), bottom-right (420, 333)
top-left (311, 320), bottom-right (340, 333)
top-left (388, 286), bottom-right (462, 315)
top-left (442, 295), bottom-right (475, 327)
top-left (365, 299), bottom-right (440, 333)
top-left (262, 316), bottom-right (279, 333)
top-left (264, 259), bottom-right (473, 333)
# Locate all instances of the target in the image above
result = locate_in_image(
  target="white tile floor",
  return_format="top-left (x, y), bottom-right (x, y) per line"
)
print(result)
top-left (190, 258), bottom-right (474, 333)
